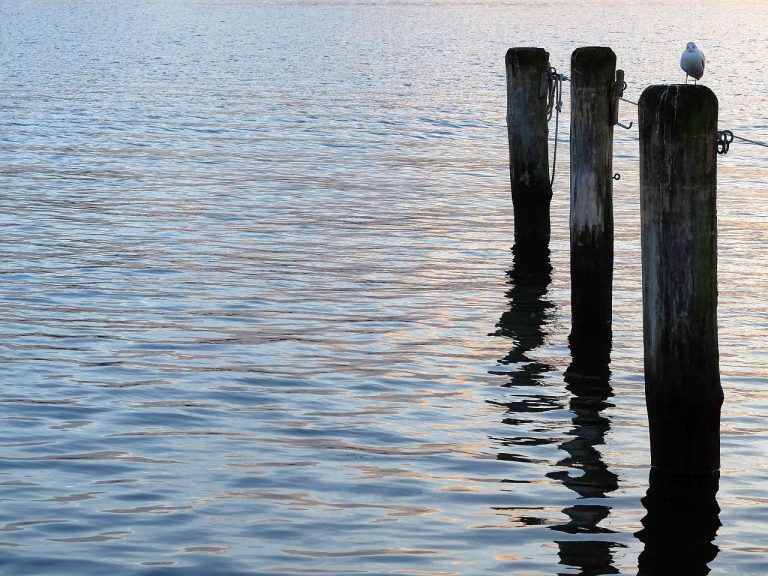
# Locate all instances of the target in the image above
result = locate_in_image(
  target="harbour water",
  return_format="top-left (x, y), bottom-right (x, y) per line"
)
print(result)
top-left (1, 1), bottom-right (767, 574)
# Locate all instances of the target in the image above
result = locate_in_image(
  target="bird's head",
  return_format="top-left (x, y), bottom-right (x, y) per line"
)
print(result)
top-left (686, 42), bottom-right (698, 51)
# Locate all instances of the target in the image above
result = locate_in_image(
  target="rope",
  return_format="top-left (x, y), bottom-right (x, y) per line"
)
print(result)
top-left (547, 67), bottom-right (567, 187)
top-left (717, 130), bottom-right (768, 155)
top-left (542, 77), bottom-right (767, 162)
top-left (618, 96), bottom-right (768, 153)
top-left (732, 133), bottom-right (768, 149)
top-left (620, 96), bottom-right (639, 107)
top-left (546, 67), bottom-right (565, 121)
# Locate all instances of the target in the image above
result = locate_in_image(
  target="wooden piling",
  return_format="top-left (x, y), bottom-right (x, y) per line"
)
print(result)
top-left (639, 84), bottom-right (723, 475)
top-left (505, 48), bottom-right (551, 248)
top-left (569, 47), bottom-right (616, 327)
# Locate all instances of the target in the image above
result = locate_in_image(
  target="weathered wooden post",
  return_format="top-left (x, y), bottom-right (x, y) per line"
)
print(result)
top-left (639, 85), bottom-right (723, 475)
top-left (569, 47), bottom-right (616, 328)
top-left (505, 48), bottom-right (551, 248)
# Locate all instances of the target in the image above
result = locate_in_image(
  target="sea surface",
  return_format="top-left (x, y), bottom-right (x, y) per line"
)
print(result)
top-left (1, 1), bottom-right (767, 574)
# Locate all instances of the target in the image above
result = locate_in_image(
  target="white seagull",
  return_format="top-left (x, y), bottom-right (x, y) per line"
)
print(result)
top-left (681, 42), bottom-right (705, 84)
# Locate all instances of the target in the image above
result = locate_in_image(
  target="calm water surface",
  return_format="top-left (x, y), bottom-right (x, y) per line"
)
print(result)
top-left (1, 1), bottom-right (768, 574)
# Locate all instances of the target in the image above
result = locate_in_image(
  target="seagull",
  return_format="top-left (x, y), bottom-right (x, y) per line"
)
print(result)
top-left (681, 42), bottom-right (705, 84)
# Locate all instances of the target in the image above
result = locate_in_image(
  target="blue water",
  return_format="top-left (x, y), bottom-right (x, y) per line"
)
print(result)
top-left (1, 0), bottom-right (768, 574)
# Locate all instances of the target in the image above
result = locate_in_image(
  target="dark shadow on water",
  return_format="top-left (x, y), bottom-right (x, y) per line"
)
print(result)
top-left (635, 470), bottom-right (721, 576)
top-left (550, 322), bottom-right (622, 575)
top-left (490, 244), bottom-right (620, 575)
top-left (490, 242), bottom-right (720, 575)
top-left (557, 541), bottom-right (620, 576)
top-left (490, 241), bottom-right (554, 387)
top-left (489, 241), bottom-right (561, 525)
top-left (550, 323), bottom-right (617, 498)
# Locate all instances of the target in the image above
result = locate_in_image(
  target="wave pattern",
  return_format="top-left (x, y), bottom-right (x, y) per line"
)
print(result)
top-left (0, 1), bottom-right (767, 574)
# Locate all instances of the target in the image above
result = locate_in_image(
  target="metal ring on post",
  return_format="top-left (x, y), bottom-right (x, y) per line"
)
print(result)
top-left (716, 130), bottom-right (734, 155)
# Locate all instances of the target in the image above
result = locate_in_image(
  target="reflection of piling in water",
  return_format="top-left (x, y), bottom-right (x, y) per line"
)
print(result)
top-left (554, 376), bottom-right (616, 501)
top-left (558, 540), bottom-right (620, 576)
top-left (548, 381), bottom-right (618, 500)
top-left (550, 321), bottom-right (619, 575)
top-left (556, 311), bottom-right (615, 497)
top-left (492, 242), bottom-right (553, 380)
top-left (491, 240), bottom-right (558, 464)
top-left (636, 470), bottom-right (721, 576)
top-left (565, 323), bottom-right (612, 385)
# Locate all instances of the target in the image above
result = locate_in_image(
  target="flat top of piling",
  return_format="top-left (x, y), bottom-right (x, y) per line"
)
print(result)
top-left (571, 46), bottom-right (616, 58)
top-left (639, 84), bottom-right (718, 110)
top-left (571, 47), bottom-right (616, 78)
top-left (505, 47), bottom-right (549, 65)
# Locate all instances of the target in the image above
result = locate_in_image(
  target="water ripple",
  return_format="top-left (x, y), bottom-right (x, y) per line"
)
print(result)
top-left (0, 1), bottom-right (766, 575)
